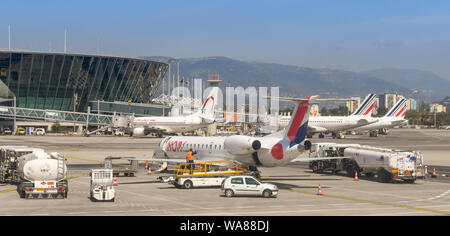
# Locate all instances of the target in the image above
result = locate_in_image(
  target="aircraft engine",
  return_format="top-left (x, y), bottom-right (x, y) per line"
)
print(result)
top-left (224, 135), bottom-right (261, 155)
top-left (131, 127), bottom-right (149, 137)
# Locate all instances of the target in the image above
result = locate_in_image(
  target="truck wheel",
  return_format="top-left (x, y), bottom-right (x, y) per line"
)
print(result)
top-left (263, 189), bottom-right (272, 198)
top-left (225, 189), bottom-right (234, 198)
top-left (183, 180), bottom-right (193, 189)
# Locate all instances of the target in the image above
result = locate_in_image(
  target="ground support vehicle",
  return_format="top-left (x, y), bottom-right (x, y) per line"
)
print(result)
top-left (104, 156), bottom-right (138, 177)
top-left (90, 169), bottom-right (115, 202)
top-left (308, 143), bottom-right (425, 183)
top-left (221, 175), bottom-right (278, 198)
top-left (1, 146), bottom-right (68, 198)
top-left (158, 160), bottom-right (253, 189)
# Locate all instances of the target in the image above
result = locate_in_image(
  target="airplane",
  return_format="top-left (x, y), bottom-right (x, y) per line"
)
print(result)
top-left (279, 94), bottom-right (379, 138)
top-left (353, 97), bottom-right (408, 137)
top-left (129, 87), bottom-right (220, 137)
top-left (130, 95), bottom-right (351, 174)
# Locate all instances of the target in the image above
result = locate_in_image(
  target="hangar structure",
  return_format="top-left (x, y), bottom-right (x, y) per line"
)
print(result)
top-left (0, 50), bottom-right (168, 113)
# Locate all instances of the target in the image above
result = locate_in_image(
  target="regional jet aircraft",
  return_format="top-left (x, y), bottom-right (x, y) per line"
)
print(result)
top-left (130, 96), bottom-right (350, 171)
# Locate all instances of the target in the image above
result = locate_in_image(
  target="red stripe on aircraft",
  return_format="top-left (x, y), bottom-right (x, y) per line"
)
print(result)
top-left (286, 101), bottom-right (308, 143)
top-left (363, 104), bottom-right (374, 115)
top-left (396, 107), bottom-right (405, 117)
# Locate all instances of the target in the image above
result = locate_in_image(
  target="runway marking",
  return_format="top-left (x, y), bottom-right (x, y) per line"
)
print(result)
top-left (64, 148), bottom-right (78, 151)
top-left (285, 189), bottom-right (450, 215)
top-left (0, 189), bottom-right (15, 194)
top-left (424, 190), bottom-right (450, 201)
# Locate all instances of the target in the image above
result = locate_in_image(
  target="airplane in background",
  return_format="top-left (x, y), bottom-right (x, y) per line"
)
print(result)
top-left (279, 94), bottom-right (379, 138)
top-left (130, 96), bottom-right (351, 173)
top-left (129, 87), bottom-right (220, 137)
top-left (353, 97), bottom-right (408, 137)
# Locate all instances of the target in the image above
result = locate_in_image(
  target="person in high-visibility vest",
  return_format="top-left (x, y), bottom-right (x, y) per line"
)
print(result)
top-left (186, 149), bottom-right (197, 174)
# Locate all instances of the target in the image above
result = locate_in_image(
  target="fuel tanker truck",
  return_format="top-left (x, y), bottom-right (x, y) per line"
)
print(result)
top-left (308, 143), bottom-right (425, 183)
top-left (0, 146), bottom-right (68, 199)
top-left (17, 150), bottom-right (68, 199)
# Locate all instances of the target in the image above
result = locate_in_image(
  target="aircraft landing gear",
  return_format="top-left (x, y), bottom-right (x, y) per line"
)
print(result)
top-left (248, 166), bottom-right (261, 179)
top-left (318, 133), bottom-right (325, 139)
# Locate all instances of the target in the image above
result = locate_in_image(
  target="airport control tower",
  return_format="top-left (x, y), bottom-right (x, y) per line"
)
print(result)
top-left (206, 73), bottom-right (221, 136)
top-left (207, 73), bottom-right (222, 87)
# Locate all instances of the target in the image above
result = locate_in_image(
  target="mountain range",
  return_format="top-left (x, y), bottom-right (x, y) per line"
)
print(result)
top-left (141, 56), bottom-right (450, 102)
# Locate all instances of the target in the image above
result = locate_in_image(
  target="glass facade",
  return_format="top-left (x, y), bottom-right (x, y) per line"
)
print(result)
top-left (0, 51), bottom-right (168, 112)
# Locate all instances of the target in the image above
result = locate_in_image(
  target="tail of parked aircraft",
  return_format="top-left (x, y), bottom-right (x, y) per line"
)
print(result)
top-left (195, 87), bottom-right (219, 120)
top-left (351, 93), bottom-right (376, 116)
top-left (283, 97), bottom-right (312, 147)
top-left (384, 98), bottom-right (407, 118)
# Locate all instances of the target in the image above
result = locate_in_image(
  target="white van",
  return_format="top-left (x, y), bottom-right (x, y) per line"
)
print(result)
top-left (221, 176), bottom-right (278, 198)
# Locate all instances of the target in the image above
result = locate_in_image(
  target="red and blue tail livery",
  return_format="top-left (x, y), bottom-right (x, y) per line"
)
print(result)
top-left (352, 93), bottom-right (376, 116)
top-left (284, 97), bottom-right (311, 147)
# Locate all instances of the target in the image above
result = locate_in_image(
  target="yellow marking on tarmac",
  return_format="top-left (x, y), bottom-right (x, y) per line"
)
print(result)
top-left (285, 189), bottom-right (450, 215)
top-left (144, 154), bottom-right (153, 157)
top-left (0, 189), bottom-right (15, 194)
top-left (64, 148), bottom-right (78, 151)
top-left (64, 154), bottom-right (102, 163)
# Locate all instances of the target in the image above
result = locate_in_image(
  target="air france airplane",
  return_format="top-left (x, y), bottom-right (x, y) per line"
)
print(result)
top-left (354, 98), bottom-right (408, 135)
top-left (131, 96), bottom-right (349, 170)
top-left (279, 94), bottom-right (378, 137)
top-left (130, 87), bottom-right (219, 137)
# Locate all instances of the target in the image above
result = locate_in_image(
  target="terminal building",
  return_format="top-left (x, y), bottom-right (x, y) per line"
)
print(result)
top-left (0, 50), bottom-right (168, 112)
top-left (0, 50), bottom-right (169, 132)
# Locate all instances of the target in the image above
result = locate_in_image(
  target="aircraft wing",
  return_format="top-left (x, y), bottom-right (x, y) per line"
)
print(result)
top-left (391, 119), bottom-right (407, 126)
top-left (359, 118), bottom-right (378, 125)
top-left (127, 156), bottom-right (230, 164)
top-left (291, 156), bottom-right (351, 162)
top-left (128, 158), bottom-right (186, 163)
top-left (307, 125), bottom-right (328, 133)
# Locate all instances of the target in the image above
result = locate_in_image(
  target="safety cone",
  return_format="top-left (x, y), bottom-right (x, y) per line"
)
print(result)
top-left (145, 162), bottom-right (149, 170)
top-left (317, 184), bottom-right (323, 195)
top-left (432, 168), bottom-right (437, 178)
top-left (147, 164), bottom-right (152, 175)
top-left (113, 176), bottom-right (118, 186)
top-left (354, 171), bottom-right (359, 181)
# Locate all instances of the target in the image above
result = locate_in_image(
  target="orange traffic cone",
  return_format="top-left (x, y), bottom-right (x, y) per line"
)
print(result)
top-left (317, 184), bottom-right (323, 195)
top-left (432, 168), bottom-right (437, 178)
top-left (113, 176), bottom-right (118, 186)
top-left (147, 164), bottom-right (152, 175)
top-left (354, 171), bottom-right (359, 181)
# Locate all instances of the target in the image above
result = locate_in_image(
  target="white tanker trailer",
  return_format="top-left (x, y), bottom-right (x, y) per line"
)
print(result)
top-left (308, 143), bottom-right (425, 183)
top-left (0, 146), bottom-right (68, 199)
top-left (17, 150), bottom-right (68, 198)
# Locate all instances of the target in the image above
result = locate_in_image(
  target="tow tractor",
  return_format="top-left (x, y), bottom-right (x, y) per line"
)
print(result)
top-left (90, 169), bottom-right (115, 202)
top-left (158, 160), bottom-right (255, 189)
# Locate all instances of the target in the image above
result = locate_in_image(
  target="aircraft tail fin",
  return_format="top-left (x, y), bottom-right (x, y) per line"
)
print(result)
top-left (195, 87), bottom-right (219, 120)
top-left (351, 93), bottom-right (376, 116)
top-left (384, 98), bottom-right (407, 118)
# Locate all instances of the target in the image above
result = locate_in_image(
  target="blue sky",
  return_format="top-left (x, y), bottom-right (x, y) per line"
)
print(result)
top-left (2, 0), bottom-right (450, 78)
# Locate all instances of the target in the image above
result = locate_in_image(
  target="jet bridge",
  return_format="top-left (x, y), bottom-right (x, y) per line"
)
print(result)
top-left (0, 105), bottom-right (115, 126)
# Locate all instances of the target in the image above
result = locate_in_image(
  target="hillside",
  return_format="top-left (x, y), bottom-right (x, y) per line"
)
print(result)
top-left (142, 56), bottom-right (416, 98)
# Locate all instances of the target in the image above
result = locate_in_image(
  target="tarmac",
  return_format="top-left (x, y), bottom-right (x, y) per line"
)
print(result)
top-left (0, 128), bottom-right (450, 216)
